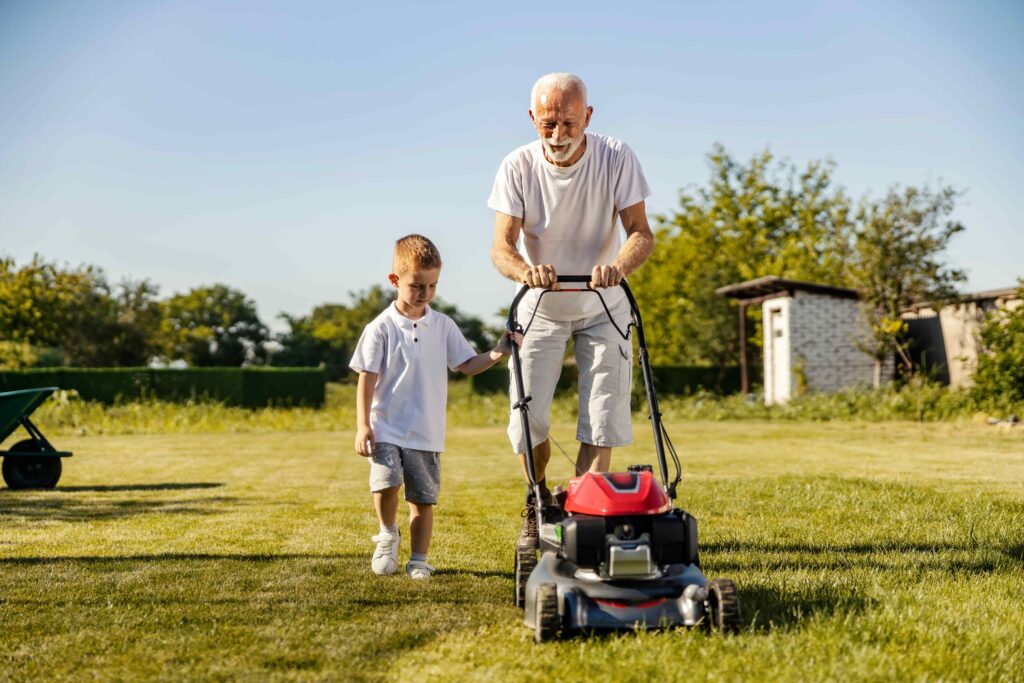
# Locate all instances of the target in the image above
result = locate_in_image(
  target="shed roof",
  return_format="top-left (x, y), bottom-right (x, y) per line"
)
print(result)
top-left (715, 276), bottom-right (859, 302)
top-left (902, 286), bottom-right (1021, 312)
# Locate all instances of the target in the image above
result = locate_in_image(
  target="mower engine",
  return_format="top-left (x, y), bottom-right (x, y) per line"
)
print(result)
top-left (552, 467), bottom-right (699, 579)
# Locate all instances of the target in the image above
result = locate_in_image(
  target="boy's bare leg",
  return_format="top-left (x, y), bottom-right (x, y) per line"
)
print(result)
top-left (408, 502), bottom-right (433, 555)
top-left (518, 438), bottom-right (551, 484)
top-left (576, 443), bottom-right (612, 473)
top-left (374, 487), bottom-right (400, 528)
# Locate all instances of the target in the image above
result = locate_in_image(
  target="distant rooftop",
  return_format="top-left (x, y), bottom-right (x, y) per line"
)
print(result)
top-left (715, 276), bottom-right (859, 301)
top-left (716, 276), bottom-right (1021, 308)
top-left (903, 286), bottom-right (1021, 312)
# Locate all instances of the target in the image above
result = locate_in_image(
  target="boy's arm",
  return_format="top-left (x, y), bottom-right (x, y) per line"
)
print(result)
top-left (457, 331), bottom-right (522, 376)
top-left (354, 370), bottom-right (377, 456)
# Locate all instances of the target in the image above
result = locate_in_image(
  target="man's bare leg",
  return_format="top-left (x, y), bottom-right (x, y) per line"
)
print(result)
top-left (517, 439), bottom-right (552, 549)
top-left (518, 438), bottom-right (551, 484)
top-left (576, 443), bottom-right (612, 473)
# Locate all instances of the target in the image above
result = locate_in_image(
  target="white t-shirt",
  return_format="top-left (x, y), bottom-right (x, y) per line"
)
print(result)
top-left (487, 132), bottom-right (651, 321)
top-left (348, 303), bottom-right (477, 453)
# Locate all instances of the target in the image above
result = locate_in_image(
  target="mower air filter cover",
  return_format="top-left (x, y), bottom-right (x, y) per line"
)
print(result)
top-left (563, 471), bottom-right (672, 516)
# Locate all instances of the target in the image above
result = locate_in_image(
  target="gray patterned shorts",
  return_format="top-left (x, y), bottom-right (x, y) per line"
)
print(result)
top-left (368, 442), bottom-right (441, 505)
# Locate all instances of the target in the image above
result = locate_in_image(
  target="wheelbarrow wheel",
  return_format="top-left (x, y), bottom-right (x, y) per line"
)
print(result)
top-left (705, 578), bottom-right (742, 634)
top-left (3, 439), bottom-right (62, 490)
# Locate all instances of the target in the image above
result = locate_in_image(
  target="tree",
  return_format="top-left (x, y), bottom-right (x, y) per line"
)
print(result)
top-left (274, 286), bottom-right (495, 380)
top-left (970, 281), bottom-right (1024, 408)
top-left (0, 255), bottom-right (106, 352)
top-left (105, 279), bottom-right (165, 366)
top-left (0, 255), bottom-right (156, 367)
top-left (273, 287), bottom-right (389, 380)
top-left (630, 145), bottom-right (853, 365)
top-left (848, 185), bottom-right (966, 386)
top-left (160, 285), bottom-right (269, 366)
top-left (430, 296), bottom-right (495, 352)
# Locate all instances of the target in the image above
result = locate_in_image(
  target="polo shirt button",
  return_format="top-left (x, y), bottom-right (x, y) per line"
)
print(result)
top-left (414, 338), bottom-right (418, 342)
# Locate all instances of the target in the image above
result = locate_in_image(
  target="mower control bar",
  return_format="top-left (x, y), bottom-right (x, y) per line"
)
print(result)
top-left (505, 275), bottom-right (676, 502)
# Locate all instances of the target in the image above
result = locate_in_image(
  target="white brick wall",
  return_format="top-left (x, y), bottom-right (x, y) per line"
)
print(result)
top-left (763, 291), bottom-right (886, 404)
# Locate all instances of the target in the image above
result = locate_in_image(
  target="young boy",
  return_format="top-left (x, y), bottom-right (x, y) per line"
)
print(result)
top-left (349, 234), bottom-right (517, 579)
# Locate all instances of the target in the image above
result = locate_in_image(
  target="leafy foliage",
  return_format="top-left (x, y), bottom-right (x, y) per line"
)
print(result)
top-left (273, 287), bottom-right (494, 381)
top-left (630, 146), bottom-right (852, 365)
top-left (274, 286), bottom-right (395, 380)
top-left (160, 285), bottom-right (269, 367)
top-left (0, 256), bottom-right (164, 367)
top-left (632, 146), bottom-right (966, 384)
top-left (848, 185), bottom-right (966, 384)
top-left (971, 282), bottom-right (1024, 407)
top-left (0, 255), bottom-right (105, 349)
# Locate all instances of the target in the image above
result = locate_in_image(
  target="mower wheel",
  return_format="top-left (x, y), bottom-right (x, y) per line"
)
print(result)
top-left (706, 578), bottom-right (742, 633)
top-left (514, 547), bottom-right (537, 608)
top-left (534, 583), bottom-right (561, 643)
top-left (3, 440), bottom-right (62, 490)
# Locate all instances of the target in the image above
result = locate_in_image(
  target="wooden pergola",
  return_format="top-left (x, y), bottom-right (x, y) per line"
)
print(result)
top-left (715, 276), bottom-right (860, 394)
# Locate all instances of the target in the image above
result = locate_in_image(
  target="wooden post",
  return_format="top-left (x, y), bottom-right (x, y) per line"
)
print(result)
top-left (739, 302), bottom-right (749, 395)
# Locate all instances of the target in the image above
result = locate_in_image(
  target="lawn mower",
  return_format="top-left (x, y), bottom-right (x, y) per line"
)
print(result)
top-left (508, 276), bottom-right (741, 642)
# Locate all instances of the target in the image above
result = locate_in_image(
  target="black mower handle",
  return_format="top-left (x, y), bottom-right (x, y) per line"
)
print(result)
top-left (505, 273), bottom-right (679, 503)
top-left (507, 275), bottom-right (626, 333)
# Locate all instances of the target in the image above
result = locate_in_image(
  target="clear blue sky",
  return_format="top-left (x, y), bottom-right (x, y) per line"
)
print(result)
top-left (2, 0), bottom-right (1022, 331)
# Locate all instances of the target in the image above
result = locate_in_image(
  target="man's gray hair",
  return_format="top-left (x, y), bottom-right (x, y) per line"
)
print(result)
top-left (530, 73), bottom-right (588, 109)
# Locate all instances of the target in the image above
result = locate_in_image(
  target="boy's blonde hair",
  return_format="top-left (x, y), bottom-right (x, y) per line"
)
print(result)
top-left (393, 234), bottom-right (442, 273)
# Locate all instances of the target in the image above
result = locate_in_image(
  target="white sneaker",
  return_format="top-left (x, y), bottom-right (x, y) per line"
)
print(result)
top-left (371, 529), bottom-right (400, 575)
top-left (405, 560), bottom-right (435, 580)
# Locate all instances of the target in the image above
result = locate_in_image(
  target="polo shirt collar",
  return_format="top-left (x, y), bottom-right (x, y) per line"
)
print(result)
top-left (387, 301), bottom-right (433, 329)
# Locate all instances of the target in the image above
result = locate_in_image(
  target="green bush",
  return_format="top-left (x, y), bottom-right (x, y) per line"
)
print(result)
top-left (469, 364), bottom-right (578, 395)
top-left (0, 367), bottom-right (324, 407)
top-left (657, 377), bottom-right (982, 422)
top-left (971, 284), bottom-right (1024, 410)
top-left (470, 364), bottom-right (748, 397)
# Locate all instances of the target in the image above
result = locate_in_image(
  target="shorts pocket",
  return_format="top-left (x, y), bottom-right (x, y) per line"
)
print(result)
top-left (618, 344), bottom-right (632, 392)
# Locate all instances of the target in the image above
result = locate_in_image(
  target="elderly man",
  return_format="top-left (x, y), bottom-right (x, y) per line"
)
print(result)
top-left (488, 72), bottom-right (654, 549)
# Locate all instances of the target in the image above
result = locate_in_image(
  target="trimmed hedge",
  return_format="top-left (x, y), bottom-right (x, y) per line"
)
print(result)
top-left (0, 368), bottom-right (325, 408)
top-left (469, 364), bottom-right (755, 396)
top-left (644, 365), bottom-right (755, 396)
top-left (468, 365), bottom-right (578, 395)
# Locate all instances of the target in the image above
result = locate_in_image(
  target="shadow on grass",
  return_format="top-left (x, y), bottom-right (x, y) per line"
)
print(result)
top-left (738, 580), bottom-right (872, 632)
top-left (0, 551), bottom-right (494, 680)
top-left (0, 552), bottom-right (362, 565)
top-left (435, 568), bottom-right (510, 579)
top-left (702, 540), bottom-right (1010, 574)
top-left (1004, 544), bottom-right (1024, 562)
top-left (0, 493), bottom-right (239, 522)
top-left (54, 483), bottom-right (225, 493)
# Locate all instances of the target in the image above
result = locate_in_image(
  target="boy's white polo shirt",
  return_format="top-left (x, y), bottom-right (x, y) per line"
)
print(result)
top-left (349, 302), bottom-right (476, 453)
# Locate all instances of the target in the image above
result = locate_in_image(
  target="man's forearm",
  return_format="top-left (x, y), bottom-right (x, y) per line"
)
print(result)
top-left (491, 240), bottom-right (531, 283)
top-left (612, 230), bottom-right (654, 278)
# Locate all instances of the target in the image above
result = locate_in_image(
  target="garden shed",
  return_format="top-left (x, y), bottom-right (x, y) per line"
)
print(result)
top-left (902, 287), bottom-right (1021, 387)
top-left (716, 277), bottom-right (879, 404)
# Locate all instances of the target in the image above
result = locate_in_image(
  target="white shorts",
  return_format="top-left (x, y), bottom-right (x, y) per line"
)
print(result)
top-left (508, 298), bottom-right (633, 453)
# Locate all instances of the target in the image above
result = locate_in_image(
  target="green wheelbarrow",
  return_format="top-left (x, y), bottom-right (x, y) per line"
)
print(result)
top-left (0, 387), bottom-right (73, 489)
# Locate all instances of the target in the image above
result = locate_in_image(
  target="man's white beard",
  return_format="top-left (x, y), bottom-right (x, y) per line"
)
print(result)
top-left (542, 134), bottom-right (584, 163)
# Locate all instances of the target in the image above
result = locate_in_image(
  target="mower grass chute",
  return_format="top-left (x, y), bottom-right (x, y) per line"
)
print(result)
top-left (508, 276), bottom-right (742, 642)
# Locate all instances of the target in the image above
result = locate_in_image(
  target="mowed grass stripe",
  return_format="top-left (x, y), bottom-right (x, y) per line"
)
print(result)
top-left (1, 421), bottom-right (1022, 681)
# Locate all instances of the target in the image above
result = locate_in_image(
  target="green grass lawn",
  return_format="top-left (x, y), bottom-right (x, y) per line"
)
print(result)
top-left (2, 420), bottom-right (1023, 681)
